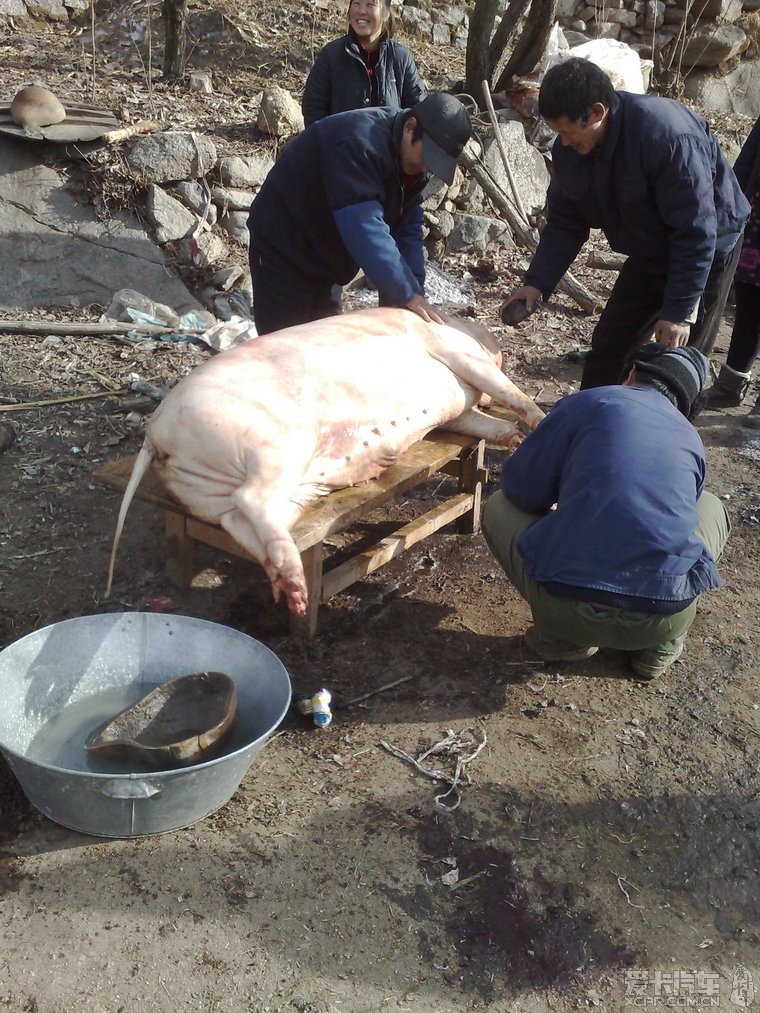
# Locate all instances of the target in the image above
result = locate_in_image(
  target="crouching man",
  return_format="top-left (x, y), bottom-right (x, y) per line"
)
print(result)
top-left (481, 345), bottom-right (730, 680)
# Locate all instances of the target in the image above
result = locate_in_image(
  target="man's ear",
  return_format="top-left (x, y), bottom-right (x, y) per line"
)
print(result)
top-left (588, 102), bottom-right (608, 126)
top-left (404, 116), bottom-right (417, 134)
top-left (622, 365), bottom-right (637, 386)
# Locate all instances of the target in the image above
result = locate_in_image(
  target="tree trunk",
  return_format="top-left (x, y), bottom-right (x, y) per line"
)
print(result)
top-left (495, 0), bottom-right (557, 91)
top-left (487, 0), bottom-right (531, 86)
top-left (163, 0), bottom-right (188, 81)
top-left (464, 0), bottom-right (500, 106)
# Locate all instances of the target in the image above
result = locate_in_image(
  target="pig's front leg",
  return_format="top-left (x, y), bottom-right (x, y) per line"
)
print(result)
top-left (430, 335), bottom-right (545, 429)
top-left (442, 407), bottom-right (525, 450)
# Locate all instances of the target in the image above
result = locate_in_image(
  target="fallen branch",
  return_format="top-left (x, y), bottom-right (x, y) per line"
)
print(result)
top-left (0, 389), bottom-right (128, 412)
top-left (0, 319), bottom-right (205, 338)
top-left (459, 143), bottom-right (599, 315)
top-left (586, 251), bottom-right (626, 272)
top-left (481, 79), bottom-right (529, 225)
top-left (335, 674), bottom-right (414, 711)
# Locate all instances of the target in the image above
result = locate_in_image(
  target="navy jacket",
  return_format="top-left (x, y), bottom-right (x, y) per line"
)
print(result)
top-left (500, 385), bottom-right (722, 611)
top-left (526, 92), bottom-right (750, 323)
top-left (248, 108), bottom-right (427, 305)
top-left (734, 115), bottom-right (760, 196)
top-left (302, 30), bottom-right (425, 126)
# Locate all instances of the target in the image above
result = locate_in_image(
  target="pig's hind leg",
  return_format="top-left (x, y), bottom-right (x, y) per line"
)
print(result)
top-left (443, 407), bottom-right (525, 450)
top-left (220, 476), bottom-right (310, 616)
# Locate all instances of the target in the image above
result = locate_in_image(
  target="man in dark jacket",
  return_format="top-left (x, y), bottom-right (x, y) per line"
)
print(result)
top-left (502, 58), bottom-right (750, 388)
top-left (482, 344), bottom-right (730, 680)
top-left (247, 93), bottom-right (471, 335)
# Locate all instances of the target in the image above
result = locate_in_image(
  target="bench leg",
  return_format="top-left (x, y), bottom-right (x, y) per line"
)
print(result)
top-left (456, 439), bottom-right (486, 535)
top-left (165, 512), bottom-right (195, 587)
top-left (288, 542), bottom-right (324, 639)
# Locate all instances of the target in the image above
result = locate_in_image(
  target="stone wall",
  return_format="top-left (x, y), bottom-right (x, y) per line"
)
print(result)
top-left (400, 0), bottom-right (759, 115)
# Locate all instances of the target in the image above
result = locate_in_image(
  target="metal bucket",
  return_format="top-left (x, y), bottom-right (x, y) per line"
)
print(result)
top-left (0, 613), bottom-right (292, 838)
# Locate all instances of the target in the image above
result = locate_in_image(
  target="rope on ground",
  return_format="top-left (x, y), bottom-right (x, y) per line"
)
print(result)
top-left (379, 726), bottom-right (488, 811)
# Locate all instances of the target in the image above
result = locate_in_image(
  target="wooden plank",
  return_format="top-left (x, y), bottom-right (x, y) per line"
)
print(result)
top-left (165, 513), bottom-right (194, 587)
top-left (94, 430), bottom-right (475, 552)
top-left (289, 544), bottom-right (324, 639)
top-left (320, 492), bottom-right (473, 599)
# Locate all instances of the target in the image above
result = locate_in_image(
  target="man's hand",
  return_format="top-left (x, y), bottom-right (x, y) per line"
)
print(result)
top-left (405, 295), bottom-right (446, 325)
top-left (654, 319), bottom-right (691, 347)
top-left (499, 285), bottom-right (543, 318)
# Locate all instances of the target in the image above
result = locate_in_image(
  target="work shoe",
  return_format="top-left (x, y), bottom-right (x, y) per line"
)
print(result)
top-left (524, 626), bottom-right (599, 662)
top-left (630, 640), bottom-right (685, 681)
top-left (743, 395), bottom-right (760, 429)
top-left (705, 363), bottom-right (751, 409)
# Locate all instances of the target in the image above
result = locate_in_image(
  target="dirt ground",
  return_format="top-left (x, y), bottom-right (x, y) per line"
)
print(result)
top-left (1, 5), bottom-right (759, 1013)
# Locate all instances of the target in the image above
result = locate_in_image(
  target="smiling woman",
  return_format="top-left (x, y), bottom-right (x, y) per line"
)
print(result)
top-left (301, 0), bottom-right (426, 126)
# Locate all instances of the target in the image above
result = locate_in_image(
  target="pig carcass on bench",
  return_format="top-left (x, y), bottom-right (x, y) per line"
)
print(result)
top-left (103, 307), bottom-right (544, 631)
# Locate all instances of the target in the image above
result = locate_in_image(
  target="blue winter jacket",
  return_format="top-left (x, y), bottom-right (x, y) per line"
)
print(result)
top-left (302, 30), bottom-right (426, 126)
top-left (500, 385), bottom-right (722, 611)
top-left (248, 108), bottom-right (427, 305)
top-left (525, 92), bottom-right (750, 323)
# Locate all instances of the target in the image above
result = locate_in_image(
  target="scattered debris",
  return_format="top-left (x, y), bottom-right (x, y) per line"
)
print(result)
top-left (379, 726), bottom-right (488, 811)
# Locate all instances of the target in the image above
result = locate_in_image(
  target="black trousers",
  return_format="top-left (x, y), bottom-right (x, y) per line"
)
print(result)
top-left (249, 240), bottom-right (342, 335)
top-left (581, 239), bottom-right (743, 389)
top-left (726, 280), bottom-right (760, 375)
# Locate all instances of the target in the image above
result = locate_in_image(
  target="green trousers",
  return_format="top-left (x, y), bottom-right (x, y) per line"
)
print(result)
top-left (481, 490), bottom-right (731, 652)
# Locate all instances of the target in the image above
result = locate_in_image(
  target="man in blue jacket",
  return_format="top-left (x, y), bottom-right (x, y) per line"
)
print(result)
top-left (247, 92), bottom-right (472, 335)
top-left (481, 344), bottom-right (730, 681)
top-left (502, 58), bottom-right (749, 388)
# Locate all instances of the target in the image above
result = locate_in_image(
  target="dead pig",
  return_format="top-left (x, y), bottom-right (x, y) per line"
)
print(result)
top-left (105, 307), bottom-right (544, 615)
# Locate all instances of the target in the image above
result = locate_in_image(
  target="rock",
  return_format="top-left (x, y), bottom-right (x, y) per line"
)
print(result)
top-left (217, 153), bottom-right (274, 189)
top-left (679, 22), bottom-right (747, 68)
top-left (211, 186), bottom-right (256, 212)
top-left (0, 0), bottom-right (28, 16)
top-left (146, 184), bottom-right (197, 244)
top-left (0, 142), bottom-right (201, 313)
top-left (432, 23), bottom-right (451, 43)
top-left (23, 0), bottom-right (67, 19)
top-left (256, 86), bottom-right (303, 137)
top-left (644, 0), bottom-right (665, 28)
top-left (401, 6), bottom-right (432, 33)
top-left (188, 71), bottom-right (213, 93)
top-left (217, 210), bottom-right (250, 247)
top-left (422, 175), bottom-right (451, 212)
top-left (176, 231), bottom-right (228, 268)
top-left (126, 131), bottom-right (218, 183)
top-left (682, 59), bottom-right (760, 115)
top-left (425, 206), bottom-right (455, 237)
top-left (448, 213), bottom-right (512, 254)
top-left (211, 265), bottom-right (245, 291)
top-left (463, 120), bottom-right (550, 220)
top-left (174, 180), bottom-right (218, 225)
top-left (434, 5), bottom-right (466, 24)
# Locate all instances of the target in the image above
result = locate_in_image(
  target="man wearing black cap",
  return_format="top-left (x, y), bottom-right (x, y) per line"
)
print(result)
top-left (247, 92), bottom-right (472, 335)
top-left (481, 344), bottom-right (731, 681)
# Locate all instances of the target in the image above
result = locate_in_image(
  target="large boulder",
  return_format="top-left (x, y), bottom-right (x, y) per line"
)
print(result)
top-left (256, 87), bottom-right (303, 138)
top-left (462, 120), bottom-right (550, 220)
top-left (0, 141), bottom-right (201, 312)
top-left (682, 59), bottom-right (760, 116)
top-left (678, 23), bottom-right (748, 68)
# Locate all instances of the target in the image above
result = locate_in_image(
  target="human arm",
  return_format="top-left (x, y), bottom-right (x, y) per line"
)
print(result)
top-left (733, 115), bottom-right (760, 194)
top-left (302, 49), bottom-right (332, 126)
top-left (397, 48), bottom-right (426, 108)
top-left (333, 199), bottom-right (423, 307)
top-left (499, 398), bottom-right (576, 514)
top-left (523, 177), bottom-right (590, 299)
top-left (649, 135), bottom-right (720, 325)
top-left (499, 285), bottom-right (543, 319)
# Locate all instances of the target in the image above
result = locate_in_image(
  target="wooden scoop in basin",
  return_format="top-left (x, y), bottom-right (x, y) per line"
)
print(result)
top-left (85, 671), bottom-right (237, 767)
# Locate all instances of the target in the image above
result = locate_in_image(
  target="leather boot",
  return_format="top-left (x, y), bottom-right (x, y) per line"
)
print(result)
top-left (743, 394), bottom-right (760, 429)
top-left (705, 364), bottom-right (751, 408)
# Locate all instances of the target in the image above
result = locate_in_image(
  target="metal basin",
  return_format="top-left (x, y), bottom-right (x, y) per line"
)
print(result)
top-left (0, 613), bottom-right (292, 838)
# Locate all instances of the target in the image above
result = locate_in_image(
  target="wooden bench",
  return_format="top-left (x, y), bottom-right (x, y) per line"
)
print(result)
top-left (94, 430), bottom-right (487, 637)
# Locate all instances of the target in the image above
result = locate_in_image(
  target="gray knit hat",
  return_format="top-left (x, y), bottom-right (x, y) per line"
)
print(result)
top-left (630, 344), bottom-right (709, 418)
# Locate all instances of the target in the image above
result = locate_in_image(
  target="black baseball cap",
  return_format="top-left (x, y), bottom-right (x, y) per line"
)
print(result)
top-left (412, 93), bottom-right (472, 185)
